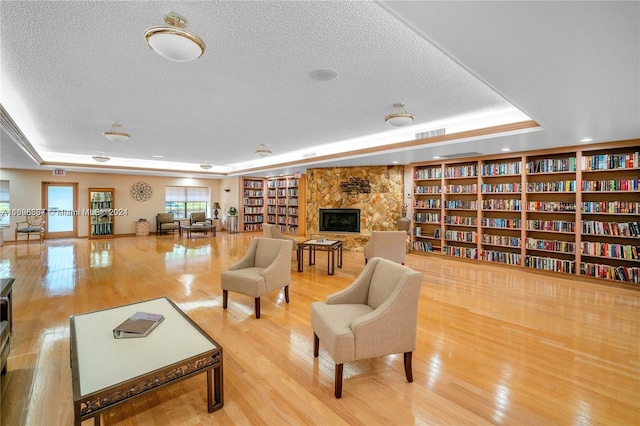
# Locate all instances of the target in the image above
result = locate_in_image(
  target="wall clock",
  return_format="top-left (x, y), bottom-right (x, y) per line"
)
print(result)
top-left (130, 182), bottom-right (153, 202)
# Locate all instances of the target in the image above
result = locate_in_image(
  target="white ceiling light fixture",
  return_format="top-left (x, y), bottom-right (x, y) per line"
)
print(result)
top-left (144, 13), bottom-right (206, 63)
top-left (385, 103), bottom-right (414, 127)
top-left (255, 144), bottom-right (272, 157)
top-left (200, 162), bottom-right (213, 170)
top-left (92, 152), bottom-right (110, 162)
top-left (103, 123), bottom-right (130, 142)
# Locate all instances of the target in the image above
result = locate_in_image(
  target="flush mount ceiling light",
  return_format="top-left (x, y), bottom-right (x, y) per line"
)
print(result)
top-left (255, 144), bottom-right (272, 157)
top-left (144, 13), bottom-right (205, 62)
top-left (103, 123), bottom-right (130, 142)
top-left (200, 162), bottom-right (213, 170)
top-left (385, 103), bottom-right (414, 127)
top-left (92, 152), bottom-right (110, 162)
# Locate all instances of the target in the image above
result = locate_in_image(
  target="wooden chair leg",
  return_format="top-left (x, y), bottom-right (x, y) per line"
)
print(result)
top-left (222, 290), bottom-right (228, 309)
top-left (284, 285), bottom-right (290, 303)
top-left (313, 333), bottom-right (319, 357)
top-left (255, 297), bottom-right (260, 319)
top-left (335, 364), bottom-right (343, 398)
top-left (404, 351), bottom-right (413, 382)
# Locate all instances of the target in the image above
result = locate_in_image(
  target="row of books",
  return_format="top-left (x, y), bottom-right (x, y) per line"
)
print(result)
top-left (414, 213), bottom-right (440, 223)
top-left (243, 223), bottom-right (264, 231)
top-left (481, 161), bottom-right (522, 176)
top-left (581, 220), bottom-right (640, 237)
top-left (414, 168), bottom-right (442, 180)
top-left (481, 183), bottom-right (522, 193)
top-left (482, 199), bottom-right (521, 211)
top-left (581, 179), bottom-right (639, 192)
top-left (243, 199), bottom-right (264, 206)
top-left (481, 234), bottom-right (521, 247)
top-left (581, 152), bottom-right (639, 171)
top-left (445, 184), bottom-right (477, 194)
top-left (480, 217), bottom-right (521, 229)
top-left (445, 164), bottom-right (478, 178)
top-left (524, 255), bottom-right (576, 273)
top-left (527, 201), bottom-right (576, 212)
top-left (525, 238), bottom-right (576, 253)
top-left (526, 220), bottom-right (575, 232)
top-left (444, 230), bottom-right (477, 243)
top-left (413, 199), bottom-right (441, 209)
top-left (412, 241), bottom-right (434, 252)
top-left (445, 216), bottom-right (477, 226)
top-left (527, 180), bottom-right (576, 192)
top-left (445, 200), bottom-right (477, 209)
top-left (581, 201), bottom-right (640, 214)
top-left (481, 250), bottom-right (521, 264)
top-left (415, 185), bottom-right (442, 194)
top-left (443, 245), bottom-right (478, 259)
top-left (243, 206), bottom-right (263, 214)
top-left (580, 242), bottom-right (640, 260)
top-left (243, 181), bottom-right (263, 188)
top-left (266, 179), bottom-right (299, 188)
top-left (91, 223), bottom-right (113, 236)
top-left (526, 157), bottom-right (576, 174)
top-left (244, 190), bottom-right (264, 197)
top-left (243, 214), bottom-right (264, 221)
top-left (580, 262), bottom-right (640, 283)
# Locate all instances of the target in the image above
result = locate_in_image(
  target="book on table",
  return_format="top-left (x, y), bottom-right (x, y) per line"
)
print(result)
top-left (113, 311), bottom-right (164, 339)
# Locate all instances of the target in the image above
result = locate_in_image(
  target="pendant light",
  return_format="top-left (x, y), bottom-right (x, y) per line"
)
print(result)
top-left (385, 103), bottom-right (414, 127)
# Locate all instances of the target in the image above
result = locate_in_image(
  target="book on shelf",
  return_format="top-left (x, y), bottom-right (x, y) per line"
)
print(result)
top-left (113, 311), bottom-right (164, 339)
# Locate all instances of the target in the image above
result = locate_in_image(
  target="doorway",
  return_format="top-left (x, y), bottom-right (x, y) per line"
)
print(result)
top-left (42, 182), bottom-right (78, 239)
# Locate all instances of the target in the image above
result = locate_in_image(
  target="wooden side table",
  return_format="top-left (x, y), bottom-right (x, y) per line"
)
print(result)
top-left (135, 221), bottom-right (150, 236)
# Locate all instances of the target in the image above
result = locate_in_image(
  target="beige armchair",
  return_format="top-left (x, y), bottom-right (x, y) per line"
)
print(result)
top-left (221, 237), bottom-right (293, 318)
top-left (15, 215), bottom-right (45, 243)
top-left (262, 223), bottom-right (298, 250)
top-left (311, 257), bottom-right (423, 398)
top-left (156, 213), bottom-right (179, 235)
top-left (363, 231), bottom-right (407, 264)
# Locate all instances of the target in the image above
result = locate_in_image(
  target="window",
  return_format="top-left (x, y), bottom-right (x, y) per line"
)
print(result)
top-left (165, 186), bottom-right (208, 219)
top-left (0, 181), bottom-right (8, 226)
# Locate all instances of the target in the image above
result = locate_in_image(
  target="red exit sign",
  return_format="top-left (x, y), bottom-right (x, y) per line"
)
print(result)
top-left (52, 169), bottom-right (66, 176)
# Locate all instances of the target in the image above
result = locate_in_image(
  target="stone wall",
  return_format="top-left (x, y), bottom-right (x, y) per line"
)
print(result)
top-left (306, 166), bottom-right (405, 250)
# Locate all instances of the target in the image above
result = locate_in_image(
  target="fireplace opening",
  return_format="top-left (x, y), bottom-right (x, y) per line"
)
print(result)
top-left (319, 208), bottom-right (360, 233)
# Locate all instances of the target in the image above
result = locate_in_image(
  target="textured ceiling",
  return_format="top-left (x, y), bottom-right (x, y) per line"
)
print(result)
top-left (1, 1), bottom-right (638, 178)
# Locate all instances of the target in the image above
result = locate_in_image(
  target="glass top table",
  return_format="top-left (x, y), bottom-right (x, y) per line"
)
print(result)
top-left (70, 297), bottom-right (223, 425)
top-left (297, 239), bottom-right (343, 275)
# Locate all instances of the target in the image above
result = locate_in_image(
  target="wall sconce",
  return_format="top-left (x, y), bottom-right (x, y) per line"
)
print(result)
top-left (224, 188), bottom-right (230, 192)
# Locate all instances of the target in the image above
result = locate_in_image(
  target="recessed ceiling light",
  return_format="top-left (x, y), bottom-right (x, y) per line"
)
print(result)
top-left (580, 138), bottom-right (593, 143)
top-left (392, 161), bottom-right (399, 164)
top-left (501, 147), bottom-right (512, 152)
top-left (152, 155), bottom-right (164, 158)
top-left (433, 156), bottom-right (441, 159)
top-left (309, 68), bottom-right (338, 81)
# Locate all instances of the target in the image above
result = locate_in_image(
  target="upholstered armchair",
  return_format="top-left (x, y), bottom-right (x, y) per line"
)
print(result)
top-left (156, 213), bottom-right (179, 235)
top-left (262, 223), bottom-right (298, 251)
top-left (311, 257), bottom-right (423, 398)
top-left (363, 231), bottom-right (407, 264)
top-left (221, 237), bottom-right (293, 318)
top-left (190, 211), bottom-right (211, 226)
top-left (14, 215), bottom-right (45, 243)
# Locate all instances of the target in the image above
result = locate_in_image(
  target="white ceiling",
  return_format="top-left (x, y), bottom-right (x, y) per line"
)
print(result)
top-left (1, 1), bottom-right (638, 178)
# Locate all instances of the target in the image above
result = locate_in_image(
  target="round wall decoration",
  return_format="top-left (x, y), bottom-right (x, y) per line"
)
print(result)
top-left (130, 182), bottom-right (153, 201)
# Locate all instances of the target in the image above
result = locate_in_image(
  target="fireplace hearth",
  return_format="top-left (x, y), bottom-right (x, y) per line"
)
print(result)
top-left (319, 209), bottom-right (360, 233)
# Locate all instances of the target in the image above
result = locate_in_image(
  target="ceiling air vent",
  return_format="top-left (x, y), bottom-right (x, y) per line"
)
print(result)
top-left (415, 128), bottom-right (446, 140)
top-left (440, 152), bottom-right (484, 159)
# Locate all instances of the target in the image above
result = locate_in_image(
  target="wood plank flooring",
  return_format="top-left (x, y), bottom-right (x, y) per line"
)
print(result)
top-left (0, 232), bottom-right (638, 425)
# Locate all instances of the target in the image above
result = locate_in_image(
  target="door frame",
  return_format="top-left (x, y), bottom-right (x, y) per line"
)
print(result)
top-left (42, 182), bottom-right (78, 239)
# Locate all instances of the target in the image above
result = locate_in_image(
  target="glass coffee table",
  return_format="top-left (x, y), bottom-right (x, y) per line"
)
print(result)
top-left (70, 297), bottom-right (223, 425)
top-left (297, 239), bottom-right (343, 275)
top-left (180, 224), bottom-right (216, 238)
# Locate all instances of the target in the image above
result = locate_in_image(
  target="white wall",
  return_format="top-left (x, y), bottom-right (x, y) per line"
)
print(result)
top-left (0, 168), bottom-right (240, 240)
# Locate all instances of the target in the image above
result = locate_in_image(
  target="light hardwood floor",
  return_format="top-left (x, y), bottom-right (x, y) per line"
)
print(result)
top-left (1, 232), bottom-right (638, 425)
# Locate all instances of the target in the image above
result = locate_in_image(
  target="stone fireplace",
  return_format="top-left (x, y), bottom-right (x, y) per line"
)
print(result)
top-left (306, 165), bottom-right (405, 250)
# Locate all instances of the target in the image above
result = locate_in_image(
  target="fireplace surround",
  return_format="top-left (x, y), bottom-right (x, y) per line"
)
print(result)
top-left (319, 209), bottom-right (360, 233)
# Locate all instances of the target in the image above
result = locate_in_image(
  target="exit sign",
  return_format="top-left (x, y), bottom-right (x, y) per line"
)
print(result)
top-left (52, 169), bottom-right (66, 176)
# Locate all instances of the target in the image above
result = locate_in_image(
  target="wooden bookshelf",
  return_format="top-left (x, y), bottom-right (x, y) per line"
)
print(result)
top-left (410, 140), bottom-right (640, 286)
top-left (241, 178), bottom-right (265, 232)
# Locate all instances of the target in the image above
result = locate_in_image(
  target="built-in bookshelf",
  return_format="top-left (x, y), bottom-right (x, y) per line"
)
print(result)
top-left (410, 140), bottom-right (640, 286)
top-left (242, 175), bottom-right (306, 234)
top-left (242, 178), bottom-right (265, 232)
top-left (266, 176), bottom-right (306, 234)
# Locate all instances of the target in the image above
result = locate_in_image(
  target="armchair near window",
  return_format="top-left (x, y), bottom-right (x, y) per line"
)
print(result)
top-left (311, 257), bottom-right (423, 398)
top-left (156, 213), bottom-right (179, 235)
top-left (14, 215), bottom-right (45, 243)
top-left (363, 231), bottom-right (407, 264)
top-left (190, 212), bottom-right (212, 226)
top-left (221, 237), bottom-right (293, 319)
